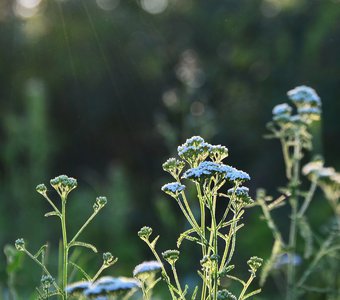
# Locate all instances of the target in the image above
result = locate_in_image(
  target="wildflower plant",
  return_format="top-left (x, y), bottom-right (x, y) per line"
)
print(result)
top-left (15, 175), bottom-right (117, 299)
top-left (138, 136), bottom-right (262, 300)
top-left (258, 86), bottom-right (340, 299)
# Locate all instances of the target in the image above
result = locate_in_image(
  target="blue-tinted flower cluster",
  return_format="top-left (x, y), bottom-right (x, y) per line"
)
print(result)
top-left (272, 86), bottom-right (322, 126)
top-left (287, 85), bottom-right (321, 106)
top-left (227, 186), bottom-right (249, 196)
top-left (272, 103), bottom-right (292, 116)
top-left (182, 161), bottom-right (250, 183)
top-left (225, 168), bottom-right (250, 182)
top-left (273, 253), bottom-right (302, 269)
top-left (66, 276), bottom-right (140, 298)
top-left (227, 187), bottom-right (253, 205)
top-left (161, 182), bottom-right (186, 196)
top-left (183, 161), bottom-right (227, 180)
top-left (177, 136), bottom-right (211, 166)
top-left (133, 261), bottom-right (162, 279)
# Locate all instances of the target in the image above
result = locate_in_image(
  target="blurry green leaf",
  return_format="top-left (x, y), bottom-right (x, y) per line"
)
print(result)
top-left (4, 244), bottom-right (24, 274)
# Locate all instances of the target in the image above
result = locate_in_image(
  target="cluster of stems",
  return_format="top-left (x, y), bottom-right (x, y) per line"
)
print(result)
top-left (258, 86), bottom-right (340, 299)
top-left (138, 137), bottom-right (262, 300)
top-left (15, 175), bottom-right (116, 299)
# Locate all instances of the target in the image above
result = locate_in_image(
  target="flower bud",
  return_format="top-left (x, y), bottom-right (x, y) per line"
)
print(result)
top-left (36, 184), bottom-right (47, 195)
top-left (162, 249), bottom-right (180, 265)
top-left (138, 226), bottom-right (153, 241)
top-left (15, 238), bottom-right (25, 251)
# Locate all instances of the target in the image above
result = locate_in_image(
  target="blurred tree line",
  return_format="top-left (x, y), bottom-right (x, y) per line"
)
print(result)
top-left (0, 0), bottom-right (339, 298)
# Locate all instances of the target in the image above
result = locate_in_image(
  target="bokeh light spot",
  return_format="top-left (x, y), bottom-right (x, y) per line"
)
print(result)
top-left (18, 0), bottom-right (41, 9)
top-left (190, 101), bottom-right (205, 117)
top-left (140, 0), bottom-right (168, 14)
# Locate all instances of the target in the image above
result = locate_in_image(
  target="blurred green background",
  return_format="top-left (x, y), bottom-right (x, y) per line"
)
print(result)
top-left (0, 0), bottom-right (340, 298)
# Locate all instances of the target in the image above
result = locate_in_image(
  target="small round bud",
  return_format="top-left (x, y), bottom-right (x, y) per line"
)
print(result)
top-left (103, 252), bottom-right (114, 265)
top-left (36, 184), bottom-right (47, 195)
top-left (41, 275), bottom-right (54, 289)
top-left (162, 250), bottom-right (180, 265)
top-left (94, 196), bottom-right (107, 211)
top-left (15, 238), bottom-right (25, 251)
top-left (138, 226), bottom-right (153, 241)
top-left (217, 289), bottom-right (237, 300)
top-left (247, 256), bottom-right (263, 274)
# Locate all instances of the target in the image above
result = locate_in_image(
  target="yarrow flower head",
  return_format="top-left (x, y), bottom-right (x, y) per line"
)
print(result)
top-left (209, 145), bottom-right (229, 162)
top-left (83, 276), bottom-right (140, 297)
top-left (133, 261), bottom-right (162, 280)
top-left (298, 107), bottom-right (321, 120)
top-left (225, 167), bottom-right (251, 183)
top-left (50, 175), bottom-right (77, 199)
top-left (302, 158), bottom-right (324, 178)
top-left (162, 158), bottom-right (186, 178)
top-left (287, 85), bottom-right (321, 106)
top-left (177, 136), bottom-right (211, 166)
top-left (182, 161), bottom-right (250, 184)
top-left (183, 161), bottom-right (227, 181)
top-left (272, 103), bottom-right (293, 116)
top-left (161, 182), bottom-right (185, 197)
top-left (217, 289), bottom-right (237, 300)
top-left (162, 249), bottom-right (180, 265)
top-left (227, 186), bottom-right (253, 206)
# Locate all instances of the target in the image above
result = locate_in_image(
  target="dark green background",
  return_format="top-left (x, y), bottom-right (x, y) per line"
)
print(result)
top-left (0, 0), bottom-right (339, 298)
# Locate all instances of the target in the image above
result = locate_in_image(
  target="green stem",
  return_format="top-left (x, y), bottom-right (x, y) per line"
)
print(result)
top-left (297, 179), bottom-right (318, 218)
top-left (258, 195), bottom-right (284, 245)
top-left (69, 209), bottom-right (100, 246)
top-left (172, 265), bottom-right (183, 297)
top-left (61, 199), bottom-right (68, 299)
top-left (23, 249), bottom-right (63, 297)
top-left (219, 214), bottom-right (237, 272)
top-left (145, 240), bottom-right (176, 300)
top-left (211, 201), bottom-right (218, 300)
top-left (281, 138), bottom-right (292, 180)
top-left (238, 274), bottom-right (255, 300)
top-left (286, 133), bottom-right (301, 300)
top-left (91, 263), bottom-right (106, 283)
top-left (42, 194), bottom-right (61, 216)
top-left (197, 183), bottom-right (208, 300)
